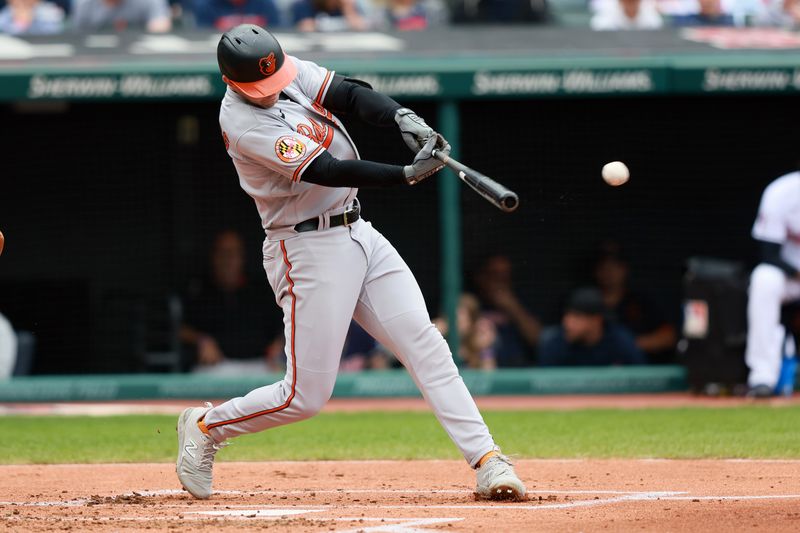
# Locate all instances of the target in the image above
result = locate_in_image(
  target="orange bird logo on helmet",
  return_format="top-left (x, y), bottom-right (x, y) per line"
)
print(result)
top-left (259, 53), bottom-right (277, 77)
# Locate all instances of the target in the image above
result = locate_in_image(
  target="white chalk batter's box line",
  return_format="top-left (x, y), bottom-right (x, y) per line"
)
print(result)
top-left (1, 488), bottom-right (678, 507)
top-left (0, 488), bottom-right (676, 507)
top-left (4, 488), bottom-right (800, 510)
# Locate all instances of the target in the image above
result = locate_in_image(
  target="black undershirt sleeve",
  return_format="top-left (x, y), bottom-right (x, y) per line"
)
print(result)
top-left (322, 75), bottom-right (402, 127)
top-left (301, 75), bottom-right (407, 187)
top-left (758, 239), bottom-right (799, 277)
top-left (302, 151), bottom-right (406, 188)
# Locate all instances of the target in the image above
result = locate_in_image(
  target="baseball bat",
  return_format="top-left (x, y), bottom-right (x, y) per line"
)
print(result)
top-left (432, 150), bottom-right (519, 213)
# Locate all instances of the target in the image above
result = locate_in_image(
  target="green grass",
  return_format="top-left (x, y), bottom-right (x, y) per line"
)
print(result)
top-left (3, 406), bottom-right (800, 464)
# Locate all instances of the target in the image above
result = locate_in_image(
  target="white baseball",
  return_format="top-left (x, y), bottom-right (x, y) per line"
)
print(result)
top-left (602, 161), bottom-right (629, 186)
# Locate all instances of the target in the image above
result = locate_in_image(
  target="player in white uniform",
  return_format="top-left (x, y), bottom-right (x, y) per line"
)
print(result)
top-left (745, 172), bottom-right (800, 396)
top-left (176, 24), bottom-right (526, 501)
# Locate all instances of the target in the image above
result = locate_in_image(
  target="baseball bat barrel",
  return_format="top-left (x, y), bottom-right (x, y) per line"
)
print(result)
top-left (433, 151), bottom-right (519, 213)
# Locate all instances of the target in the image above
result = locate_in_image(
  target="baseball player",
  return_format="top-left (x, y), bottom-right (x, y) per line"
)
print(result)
top-left (745, 171), bottom-right (800, 396)
top-left (176, 24), bottom-right (526, 501)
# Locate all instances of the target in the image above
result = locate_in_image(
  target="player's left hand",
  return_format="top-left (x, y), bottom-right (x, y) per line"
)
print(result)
top-left (395, 108), bottom-right (435, 153)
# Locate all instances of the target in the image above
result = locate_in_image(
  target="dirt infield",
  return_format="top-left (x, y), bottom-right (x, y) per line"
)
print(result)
top-left (2, 460), bottom-right (799, 532)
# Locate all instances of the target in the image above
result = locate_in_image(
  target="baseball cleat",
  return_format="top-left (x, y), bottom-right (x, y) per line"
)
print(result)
top-left (475, 452), bottom-right (526, 501)
top-left (176, 402), bottom-right (227, 499)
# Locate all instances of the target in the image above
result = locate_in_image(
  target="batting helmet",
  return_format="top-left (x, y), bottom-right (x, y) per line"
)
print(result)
top-left (217, 24), bottom-right (297, 99)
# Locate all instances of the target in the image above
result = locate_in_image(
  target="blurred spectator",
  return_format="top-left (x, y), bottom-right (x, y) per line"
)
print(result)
top-left (473, 254), bottom-right (541, 367)
top-left (655, 0), bottom-right (699, 16)
top-left (191, 0), bottom-right (284, 30)
top-left (670, 0), bottom-right (734, 25)
top-left (451, 0), bottom-right (548, 23)
top-left (593, 242), bottom-right (677, 363)
top-left (0, 312), bottom-right (17, 379)
top-left (0, 0), bottom-right (64, 34)
top-left (291, 0), bottom-right (369, 31)
top-left (180, 230), bottom-right (285, 374)
top-left (539, 287), bottom-right (646, 366)
top-left (339, 322), bottom-right (394, 371)
top-left (754, 0), bottom-right (800, 27)
top-left (72, 0), bottom-right (173, 32)
top-left (169, 0), bottom-right (185, 24)
top-left (371, 0), bottom-right (448, 30)
top-left (744, 172), bottom-right (800, 397)
top-left (590, 0), bottom-right (663, 29)
top-left (434, 293), bottom-right (498, 370)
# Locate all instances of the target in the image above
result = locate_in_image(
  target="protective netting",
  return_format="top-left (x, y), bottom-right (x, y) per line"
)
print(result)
top-left (1, 95), bottom-right (799, 371)
top-left (458, 95), bottom-right (800, 363)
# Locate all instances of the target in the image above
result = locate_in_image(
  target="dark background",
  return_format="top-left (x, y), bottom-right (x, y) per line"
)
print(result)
top-left (0, 95), bottom-right (795, 373)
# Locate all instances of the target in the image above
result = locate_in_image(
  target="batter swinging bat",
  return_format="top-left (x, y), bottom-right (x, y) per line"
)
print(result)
top-left (432, 150), bottom-right (519, 213)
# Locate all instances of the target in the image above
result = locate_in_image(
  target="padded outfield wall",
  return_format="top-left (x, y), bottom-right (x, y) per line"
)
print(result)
top-left (0, 28), bottom-right (799, 375)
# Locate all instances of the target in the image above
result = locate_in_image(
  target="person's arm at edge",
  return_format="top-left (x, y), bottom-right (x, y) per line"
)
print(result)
top-left (635, 323), bottom-right (677, 354)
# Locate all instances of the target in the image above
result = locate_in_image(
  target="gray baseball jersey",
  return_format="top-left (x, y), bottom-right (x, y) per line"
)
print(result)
top-left (219, 56), bottom-right (359, 238)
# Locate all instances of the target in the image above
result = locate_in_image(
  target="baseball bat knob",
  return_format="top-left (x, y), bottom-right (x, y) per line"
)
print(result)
top-left (501, 194), bottom-right (519, 212)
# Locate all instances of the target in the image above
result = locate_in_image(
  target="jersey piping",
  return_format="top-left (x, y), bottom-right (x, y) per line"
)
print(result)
top-left (206, 240), bottom-right (298, 430)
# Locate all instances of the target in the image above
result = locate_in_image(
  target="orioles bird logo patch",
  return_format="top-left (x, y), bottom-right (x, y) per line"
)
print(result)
top-left (275, 136), bottom-right (306, 163)
top-left (259, 53), bottom-right (277, 77)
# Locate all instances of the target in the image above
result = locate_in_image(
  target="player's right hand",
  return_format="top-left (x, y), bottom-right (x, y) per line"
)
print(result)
top-left (403, 134), bottom-right (450, 185)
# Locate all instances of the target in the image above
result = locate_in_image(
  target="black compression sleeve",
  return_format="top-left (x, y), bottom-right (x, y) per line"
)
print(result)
top-left (302, 151), bottom-right (406, 188)
top-left (758, 239), bottom-right (799, 277)
top-left (323, 75), bottom-right (402, 127)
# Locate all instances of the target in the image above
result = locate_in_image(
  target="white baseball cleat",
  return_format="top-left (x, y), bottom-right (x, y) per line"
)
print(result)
top-left (176, 402), bottom-right (227, 499)
top-left (475, 452), bottom-right (527, 501)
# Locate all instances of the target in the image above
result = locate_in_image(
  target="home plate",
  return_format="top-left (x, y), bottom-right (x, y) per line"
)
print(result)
top-left (185, 508), bottom-right (323, 518)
